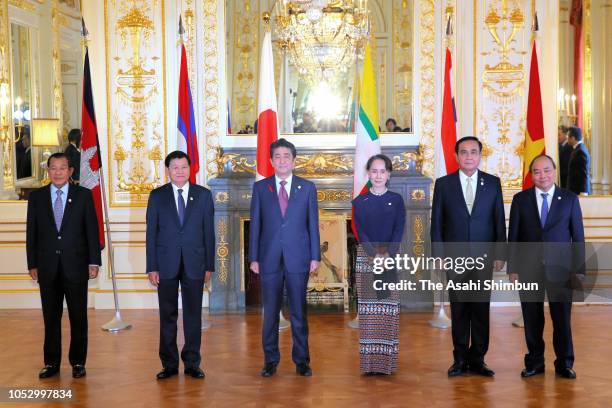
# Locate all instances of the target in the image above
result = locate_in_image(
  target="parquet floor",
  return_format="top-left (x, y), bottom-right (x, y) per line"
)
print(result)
top-left (1, 307), bottom-right (611, 407)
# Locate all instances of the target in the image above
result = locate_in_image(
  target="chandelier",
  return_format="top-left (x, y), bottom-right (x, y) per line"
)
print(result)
top-left (273, 0), bottom-right (370, 83)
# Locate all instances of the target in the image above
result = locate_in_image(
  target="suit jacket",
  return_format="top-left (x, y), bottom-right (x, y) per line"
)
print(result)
top-left (558, 142), bottom-right (572, 188)
top-left (567, 143), bottom-right (591, 195)
top-left (431, 170), bottom-right (506, 244)
top-left (26, 184), bottom-right (101, 285)
top-left (65, 144), bottom-right (81, 181)
top-left (146, 183), bottom-right (215, 280)
top-left (508, 186), bottom-right (585, 281)
top-left (249, 175), bottom-right (321, 274)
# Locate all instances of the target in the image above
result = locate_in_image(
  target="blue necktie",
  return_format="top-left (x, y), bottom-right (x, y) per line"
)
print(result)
top-left (177, 189), bottom-right (185, 226)
top-left (53, 190), bottom-right (64, 231)
top-left (540, 193), bottom-right (549, 227)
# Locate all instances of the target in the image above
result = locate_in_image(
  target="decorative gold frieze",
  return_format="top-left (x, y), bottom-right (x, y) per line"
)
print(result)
top-left (412, 214), bottom-right (425, 257)
top-left (317, 189), bottom-right (352, 202)
top-left (8, 0), bottom-right (35, 12)
top-left (216, 217), bottom-right (229, 284)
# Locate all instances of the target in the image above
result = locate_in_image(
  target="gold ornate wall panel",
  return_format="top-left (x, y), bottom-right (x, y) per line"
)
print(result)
top-left (51, 0), bottom-right (63, 131)
top-left (202, 0), bottom-right (220, 180)
top-left (105, 0), bottom-right (167, 206)
top-left (418, 0), bottom-right (436, 179)
top-left (476, 0), bottom-right (531, 189)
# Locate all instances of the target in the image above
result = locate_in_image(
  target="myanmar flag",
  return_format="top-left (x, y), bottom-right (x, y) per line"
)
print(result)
top-left (351, 43), bottom-right (381, 239)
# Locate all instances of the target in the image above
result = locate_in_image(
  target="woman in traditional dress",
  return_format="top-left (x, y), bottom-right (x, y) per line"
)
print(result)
top-left (352, 154), bottom-right (406, 375)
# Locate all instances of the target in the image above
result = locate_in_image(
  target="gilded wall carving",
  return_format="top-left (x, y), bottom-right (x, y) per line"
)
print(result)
top-left (393, 0), bottom-right (413, 130)
top-left (418, 0), bottom-right (436, 178)
top-left (105, 0), bottom-right (167, 206)
top-left (202, 0), bottom-right (220, 180)
top-left (477, 0), bottom-right (531, 189)
top-left (0, 0), bottom-right (13, 191)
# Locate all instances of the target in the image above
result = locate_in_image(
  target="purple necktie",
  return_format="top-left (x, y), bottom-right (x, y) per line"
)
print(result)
top-left (53, 190), bottom-right (64, 231)
top-left (177, 189), bottom-right (185, 226)
top-left (279, 180), bottom-right (288, 217)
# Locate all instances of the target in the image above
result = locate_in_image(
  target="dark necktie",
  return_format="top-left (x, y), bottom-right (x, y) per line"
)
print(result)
top-left (279, 181), bottom-right (288, 217)
top-left (540, 192), bottom-right (549, 227)
top-left (177, 188), bottom-right (186, 226)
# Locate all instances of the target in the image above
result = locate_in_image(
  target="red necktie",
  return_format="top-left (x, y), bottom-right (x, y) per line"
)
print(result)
top-left (279, 180), bottom-right (288, 217)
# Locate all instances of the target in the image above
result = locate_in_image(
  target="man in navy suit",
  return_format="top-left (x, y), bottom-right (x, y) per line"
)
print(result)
top-left (431, 136), bottom-right (506, 377)
top-left (566, 126), bottom-right (591, 195)
top-left (146, 151), bottom-right (215, 380)
top-left (508, 155), bottom-right (584, 379)
top-left (249, 138), bottom-right (321, 377)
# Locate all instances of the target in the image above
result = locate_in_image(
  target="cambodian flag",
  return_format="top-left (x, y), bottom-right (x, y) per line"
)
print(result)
top-left (177, 44), bottom-right (199, 183)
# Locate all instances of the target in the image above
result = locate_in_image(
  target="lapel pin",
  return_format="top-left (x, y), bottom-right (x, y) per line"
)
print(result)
top-left (267, 184), bottom-right (273, 193)
top-left (388, 202), bottom-right (392, 206)
top-left (558, 196), bottom-right (561, 200)
top-left (68, 199), bottom-right (72, 203)
top-left (480, 178), bottom-right (484, 186)
top-left (190, 197), bottom-right (193, 201)
top-left (298, 185), bottom-right (302, 190)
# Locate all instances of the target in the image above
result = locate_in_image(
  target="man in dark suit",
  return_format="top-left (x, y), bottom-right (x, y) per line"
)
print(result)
top-left (566, 126), bottom-right (591, 195)
top-left (249, 138), bottom-right (321, 378)
top-left (146, 151), bottom-right (215, 380)
top-left (558, 126), bottom-right (572, 189)
top-left (508, 155), bottom-right (584, 379)
top-left (26, 152), bottom-right (101, 379)
top-left (431, 136), bottom-right (506, 377)
top-left (65, 129), bottom-right (81, 182)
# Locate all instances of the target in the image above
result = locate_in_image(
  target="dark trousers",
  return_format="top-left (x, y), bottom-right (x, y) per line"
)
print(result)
top-left (520, 284), bottom-right (574, 370)
top-left (261, 259), bottom-right (310, 365)
top-left (39, 261), bottom-right (88, 367)
top-left (157, 259), bottom-right (204, 370)
top-left (449, 299), bottom-right (490, 365)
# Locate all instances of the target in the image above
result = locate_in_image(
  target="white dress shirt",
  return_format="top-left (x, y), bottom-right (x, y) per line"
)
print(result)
top-left (275, 174), bottom-right (293, 198)
top-left (459, 169), bottom-right (478, 209)
top-left (535, 184), bottom-right (555, 219)
top-left (171, 182), bottom-right (190, 212)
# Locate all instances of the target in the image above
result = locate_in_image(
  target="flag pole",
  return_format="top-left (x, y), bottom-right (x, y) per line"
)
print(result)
top-left (77, 18), bottom-right (131, 332)
top-left (99, 166), bottom-right (131, 332)
top-left (429, 9), bottom-right (455, 329)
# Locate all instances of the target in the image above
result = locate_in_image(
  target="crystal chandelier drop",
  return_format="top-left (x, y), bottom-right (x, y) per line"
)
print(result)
top-left (274, 0), bottom-right (370, 83)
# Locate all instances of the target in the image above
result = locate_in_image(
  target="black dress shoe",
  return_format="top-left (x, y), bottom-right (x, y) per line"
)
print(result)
top-left (469, 363), bottom-right (495, 377)
top-left (296, 363), bottom-right (312, 377)
top-left (555, 367), bottom-right (577, 379)
top-left (72, 365), bottom-right (86, 378)
top-left (448, 362), bottom-right (467, 377)
top-left (39, 365), bottom-right (60, 379)
top-left (184, 367), bottom-right (205, 379)
top-left (260, 363), bottom-right (277, 377)
top-left (156, 368), bottom-right (179, 380)
top-left (521, 366), bottom-right (545, 378)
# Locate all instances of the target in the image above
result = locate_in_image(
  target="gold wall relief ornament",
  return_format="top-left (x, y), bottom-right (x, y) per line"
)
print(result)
top-left (294, 153), bottom-right (354, 177)
top-left (215, 191), bottom-right (229, 203)
top-left (52, 2), bottom-right (64, 134)
top-left (417, 0), bottom-right (436, 179)
top-left (477, 0), bottom-right (530, 182)
top-left (8, 0), bottom-right (35, 12)
top-left (216, 217), bottom-right (229, 284)
top-left (410, 188), bottom-right (426, 201)
top-left (391, 150), bottom-right (423, 173)
top-left (412, 215), bottom-right (425, 277)
top-left (202, 0), bottom-right (220, 180)
top-left (317, 189), bottom-right (352, 203)
top-left (106, 0), bottom-right (167, 206)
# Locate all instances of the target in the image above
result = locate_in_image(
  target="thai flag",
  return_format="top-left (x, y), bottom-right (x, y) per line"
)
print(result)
top-left (177, 44), bottom-right (199, 183)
